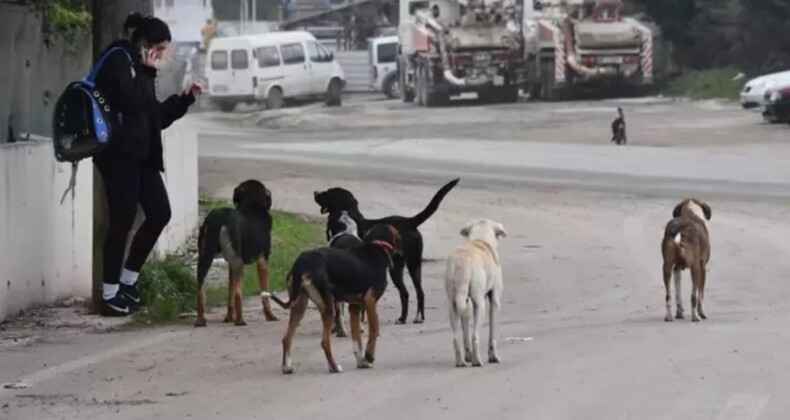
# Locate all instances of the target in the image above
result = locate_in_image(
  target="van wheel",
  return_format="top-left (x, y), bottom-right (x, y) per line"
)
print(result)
top-left (325, 78), bottom-right (342, 106)
top-left (266, 87), bottom-right (284, 110)
top-left (383, 72), bottom-right (400, 99)
top-left (217, 101), bottom-right (236, 112)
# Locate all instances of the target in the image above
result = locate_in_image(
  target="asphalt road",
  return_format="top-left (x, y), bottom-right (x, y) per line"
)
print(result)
top-left (2, 97), bottom-right (790, 420)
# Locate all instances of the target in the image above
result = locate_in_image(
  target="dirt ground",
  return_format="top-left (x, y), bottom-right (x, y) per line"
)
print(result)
top-left (2, 95), bottom-right (790, 420)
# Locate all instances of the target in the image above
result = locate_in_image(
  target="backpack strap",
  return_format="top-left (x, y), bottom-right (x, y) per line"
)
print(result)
top-left (59, 162), bottom-right (79, 205)
top-left (84, 47), bottom-right (132, 88)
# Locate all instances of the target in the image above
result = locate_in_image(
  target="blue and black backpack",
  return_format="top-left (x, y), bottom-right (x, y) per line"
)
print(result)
top-left (52, 47), bottom-right (131, 203)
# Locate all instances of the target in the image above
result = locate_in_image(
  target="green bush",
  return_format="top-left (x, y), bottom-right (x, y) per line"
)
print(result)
top-left (665, 69), bottom-right (746, 100)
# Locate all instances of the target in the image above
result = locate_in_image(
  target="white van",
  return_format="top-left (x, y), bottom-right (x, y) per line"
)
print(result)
top-left (206, 31), bottom-right (346, 111)
top-left (368, 35), bottom-right (399, 99)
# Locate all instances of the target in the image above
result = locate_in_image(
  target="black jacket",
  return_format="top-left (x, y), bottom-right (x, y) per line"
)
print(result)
top-left (93, 40), bottom-right (195, 171)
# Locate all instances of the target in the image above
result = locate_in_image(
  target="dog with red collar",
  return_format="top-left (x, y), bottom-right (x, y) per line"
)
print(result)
top-left (264, 224), bottom-right (401, 374)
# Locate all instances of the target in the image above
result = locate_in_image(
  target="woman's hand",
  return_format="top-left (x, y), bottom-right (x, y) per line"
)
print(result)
top-left (141, 47), bottom-right (160, 69)
top-left (184, 83), bottom-right (203, 97)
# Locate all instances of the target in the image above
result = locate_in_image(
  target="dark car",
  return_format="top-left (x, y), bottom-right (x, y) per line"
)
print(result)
top-left (762, 85), bottom-right (790, 123)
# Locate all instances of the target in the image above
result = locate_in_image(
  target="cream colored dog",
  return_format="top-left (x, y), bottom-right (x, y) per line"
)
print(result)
top-left (445, 219), bottom-right (507, 367)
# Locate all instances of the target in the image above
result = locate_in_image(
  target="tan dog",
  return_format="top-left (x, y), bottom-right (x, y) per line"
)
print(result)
top-left (445, 219), bottom-right (507, 367)
top-left (661, 198), bottom-right (712, 322)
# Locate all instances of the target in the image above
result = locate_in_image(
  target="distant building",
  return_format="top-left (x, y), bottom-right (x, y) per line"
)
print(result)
top-left (152, 0), bottom-right (214, 50)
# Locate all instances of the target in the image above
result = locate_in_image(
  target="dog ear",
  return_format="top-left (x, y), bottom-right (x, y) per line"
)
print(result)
top-left (232, 185), bottom-right (244, 207)
top-left (264, 187), bottom-right (273, 211)
top-left (672, 202), bottom-right (683, 218)
top-left (495, 223), bottom-right (508, 239)
top-left (460, 224), bottom-right (472, 238)
top-left (700, 202), bottom-right (712, 220)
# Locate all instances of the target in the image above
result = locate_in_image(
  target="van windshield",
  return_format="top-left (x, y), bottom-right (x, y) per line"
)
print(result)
top-left (377, 42), bottom-right (398, 64)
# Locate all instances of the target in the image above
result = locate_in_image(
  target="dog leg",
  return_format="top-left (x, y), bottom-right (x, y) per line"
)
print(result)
top-left (674, 268), bottom-right (684, 319)
top-left (390, 262), bottom-right (409, 324)
top-left (698, 263), bottom-right (708, 320)
top-left (690, 265), bottom-right (702, 322)
top-left (449, 304), bottom-right (468, 367)
top-left (363, 292), bottom-right (380, 365)
top-left (349, 304), bottom-right (370, 369)
top-left (460, 304), bottom-right (473, 364)
top-left (470, 297), bottom-right (485, 367)
top-left (256, 258), bottom-right (279, 321)
top-left (333, 301), bottom-right (348, 337)
top-left (320, 306), bottom-right (343, 373)
top-left (282, 294), bottom-right (308, 374)
top-left (195, 283), bottom-right (208, 327)
top-left (487, 292), bottom-right (501, 364)
top-left (407, 252), bottom-right (426, 324)
top-left (662, 263), bottom-right (673, 322)
top-left (231, 266), bottom-right (246, 326)
top-left (224, 266), bottom-right (234, 323)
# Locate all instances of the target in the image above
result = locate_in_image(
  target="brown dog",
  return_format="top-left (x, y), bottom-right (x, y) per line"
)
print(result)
top-left (264, 224), bottom-right (401, 374)
top-left (661, 198), bottom-right (712, 322)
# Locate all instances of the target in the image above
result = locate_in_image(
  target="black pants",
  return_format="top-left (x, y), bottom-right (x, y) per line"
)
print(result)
top-left (96, 154), bottom-right (171, 286)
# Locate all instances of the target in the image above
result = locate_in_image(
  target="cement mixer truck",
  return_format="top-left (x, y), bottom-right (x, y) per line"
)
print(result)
top-left (523, 0), bottom-right (653, 100)
top-left (397, 0), bottom-right (527, 106)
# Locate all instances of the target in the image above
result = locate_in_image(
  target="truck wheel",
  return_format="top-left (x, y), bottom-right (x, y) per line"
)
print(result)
top-left (422, 64), bottom-right (447, 107)
top-left (217, 101), bottom-right (236, 112)
top-left (499, 86), bottom-right (520, 103)
top-left (266, 87), bottom-right (284, 110)
top-left (383, 72), bottom-right (400, 100)
top-left (325, 78), bottom-right (342, 107)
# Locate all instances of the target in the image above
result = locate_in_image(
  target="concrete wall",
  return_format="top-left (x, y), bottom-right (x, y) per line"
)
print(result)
top-left (0, 139), bottom-right (93, 321)
top-left (0, 125), bottom-right (198, 322)
top-left (0, 3), bottom-right (92, 143)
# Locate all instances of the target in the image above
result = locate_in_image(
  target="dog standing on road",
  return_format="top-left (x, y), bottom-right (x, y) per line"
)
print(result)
top-left (611, 107), bottom-right (627, 145)
top-left (194, 180), bottom-right (278, 327)
top-left (326, 210), bottom-right (365, 337)
top-left (314, 178), bottom-right (460, 324)
top-left (661, 198), bottom-right (712, 322)
top-left (265, 224), bottom-right (401, 374)
top-left (445, 219), bottom-right (507, 367)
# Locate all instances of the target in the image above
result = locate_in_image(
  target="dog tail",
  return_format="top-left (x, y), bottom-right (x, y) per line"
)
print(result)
top-left (196, 211), bottom-right (225, 287)
top-left (408, 178), bottom-right (460, 228)
top-left (263, 253), bottom-right (330, 312)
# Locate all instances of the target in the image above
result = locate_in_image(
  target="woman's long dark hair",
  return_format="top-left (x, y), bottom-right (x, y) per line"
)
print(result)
top-left (130, 16), bottom-right (172, 45)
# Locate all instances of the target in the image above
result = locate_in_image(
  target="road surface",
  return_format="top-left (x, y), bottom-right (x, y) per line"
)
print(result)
top-left (2, 97), bottom-right (789, 420)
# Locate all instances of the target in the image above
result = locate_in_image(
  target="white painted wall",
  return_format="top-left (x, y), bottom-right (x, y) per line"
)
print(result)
top-left (0, 139), bottom-right (93, 321)
top-left (0, 124), bottom-right (199, 322)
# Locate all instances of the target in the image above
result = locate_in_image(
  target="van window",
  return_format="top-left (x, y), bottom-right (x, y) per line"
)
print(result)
top-left (317, 43), bottom-right (333, 62)
top-left (281, 43), bottom-right (305, 65)
top-left (257, 46), bottom-right (281, 67)
top-left (231, 49), bottom-right (249, 69)
top-left (306, 41), bottom-right (321, 62)
top-left (211, 50), bottom-right (228, 70)
top-left (377, 42), bottom-right (398, 64)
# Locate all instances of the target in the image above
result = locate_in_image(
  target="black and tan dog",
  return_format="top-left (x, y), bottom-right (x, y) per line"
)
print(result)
top-left (611, 107), bottom-right (627, 145)
top-left (661, 198), bottom-right (712, 322)
top-left (264, 224), bottom-right (401, 374)
top-left (314, 178), bottom-right (460, 324)
top-left (194, 180), bottom-right (278, 327)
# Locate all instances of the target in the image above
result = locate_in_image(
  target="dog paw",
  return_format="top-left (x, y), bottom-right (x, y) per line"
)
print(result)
top-left (329, 364), bottom-right (343, 374)
top-left (234, 319), bottom-right (247, 327)
top-left (357, 359), bottom-right (372, 369)
top-left (412, 317), bottom-right (424, 324)
top-left (691, 315), bottom-right (701, 323)
top-left (664, 315), bottom-right (673, 322)
top-left (675, 312), bottom-right (685, 320)
top-left (223, 315), bottom-right (233, 323)
top-left (282, 366), bottom-right (295, 375)
top-left (464, 351), bottom-right (473, 363)
top-left (698, 311), bottom-right (707, 320)
top-left (194, 318), bottom-right (207, 327)
top-left (455, 361), bottom-right (470, 368)
top-left (264, 313), bottom-right (279, 322)
top-left (364, 352), bottom-right (376, 364)
top-left (395, 318), bottom-right (407, 325)
top-left (335, 330), bottom-right (348, 338)
top-left (472, 358), bottom-right (485, 367)
top-left (488, 354), bottom-right (501, 364)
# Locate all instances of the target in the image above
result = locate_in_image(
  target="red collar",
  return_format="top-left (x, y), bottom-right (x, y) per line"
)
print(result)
top-left (371, 240), bottom-right (394, 253)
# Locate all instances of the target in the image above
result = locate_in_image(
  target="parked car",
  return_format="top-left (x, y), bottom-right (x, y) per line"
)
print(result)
top-left (206, 31), bottom-right (346, 112)
top-left (740, 69), bottom-right (790, 110)
top-left (762, 84), bottom-right (790, 123)
top-left (368, 35), bottom-right (399, 99)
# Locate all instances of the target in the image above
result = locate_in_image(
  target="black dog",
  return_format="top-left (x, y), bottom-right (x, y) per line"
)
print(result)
top-left (194, 180), bottom-right (278, 327)
top-left (611, 107), bottom-right (627, 145)
top-left (326, 210), bottom-right (365, 337)
top-left (265, 224), bottom-right (401, 374)
top-left (314, 178), bottom-right (460, 324)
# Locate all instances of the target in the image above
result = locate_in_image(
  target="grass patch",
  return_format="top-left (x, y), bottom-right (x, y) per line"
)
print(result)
top-left (132, 199), bottom-right (324, 324)
top-left (664, 68), bottom-right (745, 100)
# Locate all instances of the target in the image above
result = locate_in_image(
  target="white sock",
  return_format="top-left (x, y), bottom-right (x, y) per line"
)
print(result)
top-left (103, 283), bottom-right (119, 300)
top-left (119, 269), bottom-right (139, 286)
